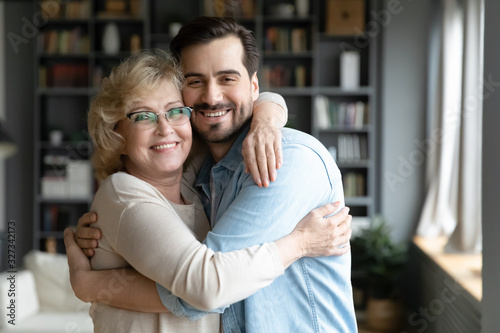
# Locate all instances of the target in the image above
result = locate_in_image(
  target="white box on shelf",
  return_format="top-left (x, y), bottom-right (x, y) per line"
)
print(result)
top-left (41, 176), bottom-right (67, 198)
top-left (340, 51), bottom-right (360, 90)
top-left (67, 160), bottom-right (92, 198)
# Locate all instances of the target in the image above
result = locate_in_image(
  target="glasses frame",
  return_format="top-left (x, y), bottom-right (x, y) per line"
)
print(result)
top-left (126, 107), bottom-right (193, 127)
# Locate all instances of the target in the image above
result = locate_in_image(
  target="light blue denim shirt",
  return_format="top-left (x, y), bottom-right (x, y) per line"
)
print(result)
top-left (157, 125), bottom-right (357, 333)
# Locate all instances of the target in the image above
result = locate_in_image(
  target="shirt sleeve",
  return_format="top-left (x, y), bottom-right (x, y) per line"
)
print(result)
top-left (106, 182), bottom-right (284, 313)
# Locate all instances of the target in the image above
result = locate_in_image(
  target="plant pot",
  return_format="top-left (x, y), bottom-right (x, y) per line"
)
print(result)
top-left (366, 297), bottom-right (404, 332)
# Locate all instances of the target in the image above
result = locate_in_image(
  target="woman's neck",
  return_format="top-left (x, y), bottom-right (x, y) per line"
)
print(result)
top-left (124, 168), bottom-right (185, 205)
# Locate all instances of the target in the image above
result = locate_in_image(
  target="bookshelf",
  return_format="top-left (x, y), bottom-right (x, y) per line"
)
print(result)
top-left (148, 0), bottom-right (379, 226)
top-left (33, 0), bottom-right (149, 253)
top-left (32, 0), bottom-right (380, 252)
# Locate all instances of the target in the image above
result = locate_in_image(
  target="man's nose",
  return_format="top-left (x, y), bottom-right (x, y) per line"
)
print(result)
top-left (201, 81), bottom-right (223, 105)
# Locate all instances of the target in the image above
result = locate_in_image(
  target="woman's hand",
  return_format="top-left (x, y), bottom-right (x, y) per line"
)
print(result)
top-left (293, 202), bottom-right (352, 258)
top-left (64, 228), bottom-right (94, 302)
top-left (243, 100), bottom-right (286, 188)
top-left (275, 202), bottom-right (352, 269)
top-left (242, 118), bottom-right (282, 188)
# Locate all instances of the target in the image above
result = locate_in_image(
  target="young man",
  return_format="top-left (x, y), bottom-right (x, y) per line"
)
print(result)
top-left (67, 17), bottom-right (356, 332)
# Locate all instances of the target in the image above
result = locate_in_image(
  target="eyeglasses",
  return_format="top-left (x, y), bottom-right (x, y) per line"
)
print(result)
top-left (126, 107), bottom-right (192, 129)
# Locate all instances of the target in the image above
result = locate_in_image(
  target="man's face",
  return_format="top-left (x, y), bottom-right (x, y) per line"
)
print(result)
top-left (180, 36), bottom-right (259, 144)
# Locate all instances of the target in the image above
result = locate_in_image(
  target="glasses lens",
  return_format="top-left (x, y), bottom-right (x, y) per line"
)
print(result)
top-left (129, 111), bottom-right (158, 128)
top-left (166, 107), bottom-right (191, 125)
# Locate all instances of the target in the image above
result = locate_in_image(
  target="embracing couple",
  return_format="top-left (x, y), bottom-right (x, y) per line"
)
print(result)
top-left (64, 16), bottom-right (358, 333)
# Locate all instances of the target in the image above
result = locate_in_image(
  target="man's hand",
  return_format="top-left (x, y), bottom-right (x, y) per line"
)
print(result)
top-left (294, 202), bottom-right (352, 257)
top-left (75, 212), bottom-right (101, 257)
top-left (243, 101), bottom-right (285, 188)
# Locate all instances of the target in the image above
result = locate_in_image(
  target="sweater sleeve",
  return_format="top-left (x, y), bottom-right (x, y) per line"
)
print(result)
top-left (110, 184), bottom-right (284, 311)
top-left (255, 91), bottom-right (288, 114)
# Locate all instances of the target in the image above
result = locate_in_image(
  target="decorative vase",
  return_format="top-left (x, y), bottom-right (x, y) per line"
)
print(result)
top-left (102, 22), bottom-right (120, 55)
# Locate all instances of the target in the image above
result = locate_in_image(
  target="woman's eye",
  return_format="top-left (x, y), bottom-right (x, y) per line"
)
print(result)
top-left (135, 112), bottom-right (153, 121)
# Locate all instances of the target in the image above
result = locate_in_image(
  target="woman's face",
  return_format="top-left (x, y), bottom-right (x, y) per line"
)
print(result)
top-left (115, 80), bottom-right (192, 180)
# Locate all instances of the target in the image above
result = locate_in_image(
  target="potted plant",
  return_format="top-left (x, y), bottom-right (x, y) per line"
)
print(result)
top-left (350, 215), bottom-right (408, 332)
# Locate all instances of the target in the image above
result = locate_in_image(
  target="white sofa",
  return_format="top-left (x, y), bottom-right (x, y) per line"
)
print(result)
top-left (0, 250), bottom-right (93, 333)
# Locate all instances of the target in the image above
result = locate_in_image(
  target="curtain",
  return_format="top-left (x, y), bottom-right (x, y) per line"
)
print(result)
top-left (416, 0), bottom-right (483, 253)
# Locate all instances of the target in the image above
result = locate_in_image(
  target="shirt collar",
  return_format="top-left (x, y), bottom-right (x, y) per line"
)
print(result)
top-left (195, 123), bottom-right (250, 188)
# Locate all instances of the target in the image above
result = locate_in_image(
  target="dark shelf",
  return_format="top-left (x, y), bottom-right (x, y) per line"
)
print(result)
top-left (36, 87), bottom-right (97, 96)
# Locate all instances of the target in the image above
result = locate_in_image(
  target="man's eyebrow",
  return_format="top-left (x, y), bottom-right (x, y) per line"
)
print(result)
top-left (184, 70), bottom-right (242, 78)
top-left (216, 69), bottom-right (241, 77)
top-left (184, 72), bottom-right (204, 78)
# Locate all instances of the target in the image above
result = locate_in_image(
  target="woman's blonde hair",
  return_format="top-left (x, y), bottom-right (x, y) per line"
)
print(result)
top-left (88, 49), bottom-right (185, 180)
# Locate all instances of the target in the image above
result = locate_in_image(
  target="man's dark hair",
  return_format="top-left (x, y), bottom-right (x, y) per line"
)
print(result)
top-left (170, 16), bottom-right (260, 78)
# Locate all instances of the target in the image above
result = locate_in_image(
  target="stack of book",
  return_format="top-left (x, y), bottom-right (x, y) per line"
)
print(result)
top-left (261, 64), bottom-right (307, 88)
top-left (343, 171), bottom-right (366, 197)
top-left (264, 27), bottom-right (308, 53)
top-left (336, 134), bottom-right (368, 163)
top-left (39, 28), bottom-right (90, 55)
top-left (39, 63), bottom-right (89, 88)
top-left (315, 95), bottom-right (368, 129)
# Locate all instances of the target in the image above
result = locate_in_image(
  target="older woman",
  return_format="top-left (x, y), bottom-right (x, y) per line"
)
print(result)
top-left (78, 49), bottom-right (350, 332)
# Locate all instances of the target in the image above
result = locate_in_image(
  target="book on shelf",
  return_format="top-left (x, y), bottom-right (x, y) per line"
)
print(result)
top-left (314, 95), bottom-right (369, 129)
top-left (261, 64), bottom-right (309, 88)
top-left (337, 134), bottom-right (368, 163)
top-left (343, 171), bottom-right (366, 197)
top-left (41, 63), bottom-right (88, 88)
top-left (40, 0), bottom-right (90, 19)
top-left (43, 205), bottom-right (59, 231)
top-left (40, 28), bottom-right (89, 55)
top-left (265, 27), bottom-right (308, 53)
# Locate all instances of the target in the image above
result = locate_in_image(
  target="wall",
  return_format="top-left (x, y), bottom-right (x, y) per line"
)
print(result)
top-left (379, 0), bottom-right (430, 242)
top-left (0, 2), bottom-right (5, 233)
top-left (481, 0), bottom-right (500, 331)
top-left (4, 1), bottom-right (35, 262)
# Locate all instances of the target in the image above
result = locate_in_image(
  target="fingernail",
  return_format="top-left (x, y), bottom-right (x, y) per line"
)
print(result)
top-left (333, 201), bottom-right (340, 206)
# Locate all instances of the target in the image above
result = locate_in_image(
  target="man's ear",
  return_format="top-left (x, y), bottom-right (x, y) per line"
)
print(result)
top-left (251, 72), bottom-right (259, 102)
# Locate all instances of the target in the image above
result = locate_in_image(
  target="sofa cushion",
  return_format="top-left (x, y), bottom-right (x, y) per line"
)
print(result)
top-left (2, 312), bottom-right (93, 333)
top-left (0, 270), bottom-right (40, 328)
top-left (23, 250), bottom-right (90, 313)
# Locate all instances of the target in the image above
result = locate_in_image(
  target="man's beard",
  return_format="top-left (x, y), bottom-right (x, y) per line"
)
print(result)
top-left (192, 101), bottom-right (253, 144)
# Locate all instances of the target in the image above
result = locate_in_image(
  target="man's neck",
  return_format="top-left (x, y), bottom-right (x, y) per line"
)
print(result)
top-left (207, 139), bottom-right (236, 163)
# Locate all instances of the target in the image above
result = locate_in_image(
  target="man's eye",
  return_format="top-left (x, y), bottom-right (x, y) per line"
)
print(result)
top-left (187, 79), bottom-right (202, 86)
